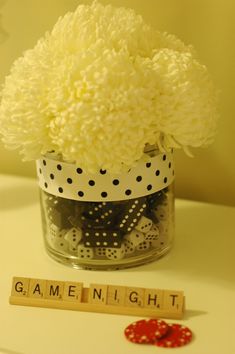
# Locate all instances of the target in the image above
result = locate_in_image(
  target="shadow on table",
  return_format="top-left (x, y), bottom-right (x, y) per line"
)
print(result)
top-left (124, 202), bottom-right (235, 289)
top-left (0, 184), bottom-right (38, 210)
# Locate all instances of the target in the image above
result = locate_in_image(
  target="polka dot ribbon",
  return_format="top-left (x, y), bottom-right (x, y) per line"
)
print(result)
top-left (36, 152), bottom-right (174, 201)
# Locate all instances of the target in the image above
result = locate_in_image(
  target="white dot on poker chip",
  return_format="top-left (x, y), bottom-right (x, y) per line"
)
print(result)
top-left (133, 218), bottom-right (137, 222)
top-left (95, 232), bottom-right (99, 236)
top-left (135, 200), bottom-right (139, 204)
top-left (96, 242), bottom-right (100, 246)
top-left (89, 211), bottom-right (93, 215)
top-left (123, 220), bottom-right (126, 223)
top-left (129, 209), bottom-right (133, 213)
top-left (114, 242), bottom-right (118, 246)
top-left (85, 233), bottom-right (89, 236)
top-left (120, 224), bottom-right (124, 227)
top-left (94, 207), bottom-right (99, 211)
top-left (102, 202), bottom-right (106, 205)
top-left (86, 242), bottom-right (90, 246)
top-left (81, 216), bottom-right (85, 220)
top-left (140, 208), bottom-right (143, 212)
top-left (95, 219), bottom-right (99, 222)
top-left (127, 228), bottom-right (131, 231)
top-left (109, 210), bottom-right (112, 214)
top-left (101, 215), bottom-right (105, 219)
top-left (103, 232), bottom-right (107, 236)
top-left (103, 242), bottom-right (108, 246)
top-left (113, 233), bottom-right (117, 236)
top-left (143, 204), bottom-right (147, 207)
top-left (125, 215), bottom-right (129, 219)
top-left (166, 341), bottom-right (172, 346)
top-left (105, 212), bottom-right (109, 216)
top-left (130, 223), bottom-right (134, 227)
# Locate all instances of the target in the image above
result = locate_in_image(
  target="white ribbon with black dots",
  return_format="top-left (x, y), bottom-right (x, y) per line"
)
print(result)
top-left (36, 152), bottom-right (175, 201)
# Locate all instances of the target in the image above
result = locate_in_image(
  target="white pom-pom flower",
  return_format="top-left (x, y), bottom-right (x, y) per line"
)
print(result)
top-left (0, 1), bottom-right (218, 173)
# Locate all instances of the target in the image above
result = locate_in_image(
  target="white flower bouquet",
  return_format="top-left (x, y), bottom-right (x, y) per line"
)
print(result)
top-left (0, 2), bottom-right (218, 269)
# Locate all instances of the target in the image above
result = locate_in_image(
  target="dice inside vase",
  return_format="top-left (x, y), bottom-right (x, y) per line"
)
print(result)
top-left (38, 150), bottom-right (175, 269)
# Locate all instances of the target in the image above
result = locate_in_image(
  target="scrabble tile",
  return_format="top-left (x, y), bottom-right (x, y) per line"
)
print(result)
top-left (163, 290), bottom-right (184, 313)
top-left (89, 284), bottom-right (108, 305)
top-left (144, 288), bottom-right (164, 309)
top-left (28, 278), bottom-right (46, 298)
top-left (107, 285), bottom-right (126, 306)
top-left (125, 287), bottom-right (145, 307)
top-left (45, 280), bottom-right (64, 300)
top-left (11, 277), bottom-right (30, 297)
top-left (63, 282), bottom-right (83, 302)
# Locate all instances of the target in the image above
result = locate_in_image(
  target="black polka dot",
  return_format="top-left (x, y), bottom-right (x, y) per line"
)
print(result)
top-left (168, 162), bottom-right (172, 169)
top-left (76, 167), bottom-right (83, 175)
top-left (147, 184), bottom-right (152, 191)
top-left (155, 170), bottom-right (160, 176)
top-left (101, 192), bottom-right (108, 198)
top-left (67, 178), bottom-right (73, 184)
top-left (78, 191), bottom-right (84, 197)
top-left (146, 162), bottom-right (151, 168)
top-left (164, 177), bottom-right (168, 183)
top-left (100, 169), bottom-right (106, 175)
top-left (125, 189), bottom-right (132, 196)
top-left (163, 154), bottom-right (166, 161)
top-left (44, 182), bottom-right (48, 188)
top-left (39, 168), bottom-right (42, 174)
top-left (113, 179), bottom-right (119, 186)
top-left (89, 180), bottom-right (95, 186)
top-left (136, 176), bottom-right (142, 182)
top-left (58, 187), bottom-right (63, 193)
top-left (43, 160), bottom-right (46, 166)
top-left (57, 164), bottom-right (62, 171)
top-left (50, 173), bottom-right (54, 180)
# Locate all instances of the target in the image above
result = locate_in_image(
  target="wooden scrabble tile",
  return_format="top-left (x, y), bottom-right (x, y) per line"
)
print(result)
top-left (107, 285), bottom-right (126, 306)
top-left (144, 288), bottom-right (164, 309)
top-left (163, 290), bottom-right (184, 313)
top-left (11, 277), bottom-right (30, 297)
top-left (29, 278), bottom-right (46, 298)
top-left (89, 284), bottom-right (108, 305)
top-left (125, 287), bottom-right (145, 307)
top-left (63, 282), bottom-right (83, 302)
top-left (45, 280), bottom-right (64, 300)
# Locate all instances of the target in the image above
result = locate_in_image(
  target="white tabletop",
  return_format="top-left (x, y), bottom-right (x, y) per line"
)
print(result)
top-left (0, 174), bottom-right (234, 354)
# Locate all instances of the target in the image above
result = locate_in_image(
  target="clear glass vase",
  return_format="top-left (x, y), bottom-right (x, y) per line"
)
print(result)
top-left (37, 148), bottom-right (175, 270)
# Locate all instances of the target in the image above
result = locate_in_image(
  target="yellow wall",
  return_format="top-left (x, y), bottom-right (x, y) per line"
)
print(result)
top-left (0, 0), bottom-right (234, 206)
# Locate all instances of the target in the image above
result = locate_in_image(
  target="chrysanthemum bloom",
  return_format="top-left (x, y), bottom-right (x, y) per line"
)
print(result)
top-left (0, 1), bottom-right (218, 173)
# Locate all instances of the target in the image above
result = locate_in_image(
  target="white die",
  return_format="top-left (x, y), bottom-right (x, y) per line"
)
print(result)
top-left (135, 216), bottom-right (153, 233)
top-left (64, 227), bottom-right (82, 247)
top-left (77, 244), bottom-right (94, 259)
top-left (95, 248), bottom-right (107, 257)
top-left (123, 239), bottom-right (135, 255)
top-left (144, 224), bottom-right (159, 241)
top-left (106, 244), bottom-right (125, 260)
top-left (124, 230), bottom-right (145, 246)
top-left (136, 241), bottom-right (151, 251)
top-left (53, 238), bottom-right (69, 253)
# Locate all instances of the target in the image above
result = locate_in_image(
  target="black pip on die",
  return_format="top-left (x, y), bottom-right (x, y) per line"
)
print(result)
top-left (37, 149), bottom-right (175, 269)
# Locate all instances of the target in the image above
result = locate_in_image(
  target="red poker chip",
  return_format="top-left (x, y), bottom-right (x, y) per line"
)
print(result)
top-left (124, 319), bottom-right (169, 344)
top-left (155, 323), bottom-right (193, 348)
